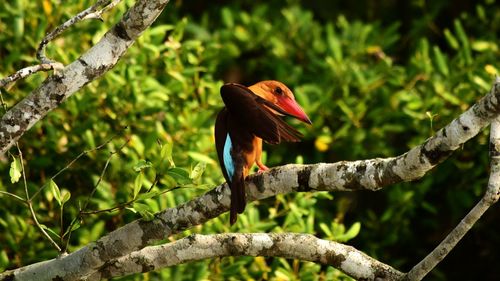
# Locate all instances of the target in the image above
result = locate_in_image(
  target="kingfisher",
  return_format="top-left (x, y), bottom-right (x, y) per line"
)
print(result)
top-left (214, 80), bottom-right (311, 225)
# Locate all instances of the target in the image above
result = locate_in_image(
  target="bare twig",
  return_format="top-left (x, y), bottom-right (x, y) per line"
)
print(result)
top-left (79, 186), bottom-right (181, 215)
top-left (82, 0), bottom-right (122, 21)
top-left (90, 233), bottom-right (404, 281)
top-left (0, 190), bottom-right (26, 203)
top-left (80, 137), bottom-right (129, 209)
top-left (62, 136), bottom-right (129, 251)
top-left (0, 63), bottom-right (64, 88)
top-left (36, 0), bottom-right (123, 64)
top-left (16, 144), bottom-right (62, 252)
top-left (30, 127), bottom-right (128, 200)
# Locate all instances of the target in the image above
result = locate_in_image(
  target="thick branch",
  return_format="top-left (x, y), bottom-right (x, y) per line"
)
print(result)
top-left (89, 233), bottom-right (404, 281)
top-left (0, 0), bottom-right (170, 154)
top-left (1, 80), bottom-right (499, 281)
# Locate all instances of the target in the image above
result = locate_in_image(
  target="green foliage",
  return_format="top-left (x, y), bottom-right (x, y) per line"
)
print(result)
top-left (1, 0), bottom-right (500, 280)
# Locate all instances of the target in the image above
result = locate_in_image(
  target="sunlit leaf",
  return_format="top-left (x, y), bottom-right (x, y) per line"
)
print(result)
top-left (136, 190), bottom-right (161, 202)
top-left (161, 141), bottom-right (174, 167)
top-left (61, 189), bottom-right (71, 204)
top-left (133, 160), bottom-right (153, 172)
top-left (133, 172), bottom-right (144, 199)
top-left (49, 179), bottom-right (61, 206)
top-left (190, 162), bottom-right (206, 182)
top-left (9, 157), bottom-right (22, 184)
top-left (187, 151), bottom-right (216, 165)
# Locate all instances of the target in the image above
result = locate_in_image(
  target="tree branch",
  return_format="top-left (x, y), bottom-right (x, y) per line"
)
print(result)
top-left (88, 233), bottom-right (404, 281)
top-left (0, 0), bottom-right (170, 154)
top-left (403, 78), bottom-right (500, 281)
top-left (36, 0), bottom-right (123, 64)
top-left (0, 63), bottom-right (64, 88)
top-left (1, 80), bottom-right (499, 281)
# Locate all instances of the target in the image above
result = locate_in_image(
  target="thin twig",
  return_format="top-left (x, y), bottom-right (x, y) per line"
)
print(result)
top-left (0, 63), bottom-right (64, 88)
top-left (81, 137), bottom-right (130, 211)
top-left (16, 144), bottom-right (62, 252)
top-left (0, 191), bottom-right (27, 203)
top-left (63, 137), bottom-right (129, 251)
top-left (80, 186), bottom-right (181, 215)
top-left (36, 0), bottom-right (122, 63)
top-left (82, 0), bottom-right (122, 21)
top-left (30, 127), bottom-right (128, 200)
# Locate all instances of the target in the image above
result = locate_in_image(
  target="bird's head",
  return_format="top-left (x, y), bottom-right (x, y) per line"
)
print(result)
top-left (249, 80), bottom-right (312, 124)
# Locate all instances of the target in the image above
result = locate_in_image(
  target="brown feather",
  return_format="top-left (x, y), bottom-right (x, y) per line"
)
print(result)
top-left (216, 82), bottom-right (307, 225)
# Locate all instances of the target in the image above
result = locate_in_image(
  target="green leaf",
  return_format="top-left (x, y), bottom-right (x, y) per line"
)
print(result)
top-left (139, 210), bottom-right (155, 221)
top-left (9, 157), bottom-right (22, 184)
top-left (471, 40), bottom-right (498, 52)
top-left (331, 221), bottom-right (345, 237)
top-left (133, 160), bottom-right (153, 172)
top-left (454, 19), bottom-right (472, 65)
top-left (63, 220), bottom-right (81, 237)
top-left (70, 220), bottom-right (81, 232)
top-left (190, 162), bottom-right (206, 182)
top-left (49, 179), bottom-right (61, 206)
top-left (83, 130), bottom-right (96, 149)
top-left (132, 202), bottom-right (155, 221)
top-left (61, 189), bottom-right (71, 204)
top-left (433, 46), bottom-right (449, 76)
top-left (319, 223), bottom-right (332, 237)
top-left (0, 250), bottom-right (9, 268)
top-left (167, 70), bottom-right (186, 83)
top-left (40, 224), bottom-right (59, 238)
top-left (133, 172), bottom-right (144, 199)
top-left (166, 167), bottom-right (191, 184)
top-left (161, 174), bottom-right (178, 188)
top-left (136, 190), bottom-right (161, 201)
top-left (343, 222), bottom-right (361, 240)
top-left (221, 7), bottom-right (234, 27)
top-left (161, 141), bottom-right (174, 167)
top-left (443, 28), bottom-right (459, 50)
top-left (187, 151), bottom-right (216, 165)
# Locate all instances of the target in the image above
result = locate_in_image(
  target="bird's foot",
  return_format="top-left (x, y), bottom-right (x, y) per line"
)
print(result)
top-left (257, 165), bottom-right (269, 173)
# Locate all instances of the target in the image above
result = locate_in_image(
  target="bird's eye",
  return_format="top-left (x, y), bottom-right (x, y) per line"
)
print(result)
top-left (275, 87), bottom-right (284, 95)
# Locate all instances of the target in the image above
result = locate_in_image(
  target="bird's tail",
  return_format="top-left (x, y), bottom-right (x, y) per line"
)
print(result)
top-left (230, 171), bottom-right (246, 225)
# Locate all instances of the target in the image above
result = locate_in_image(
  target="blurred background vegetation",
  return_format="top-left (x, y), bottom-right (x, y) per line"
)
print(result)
top-left (1, 0), bottom-right (499, 280)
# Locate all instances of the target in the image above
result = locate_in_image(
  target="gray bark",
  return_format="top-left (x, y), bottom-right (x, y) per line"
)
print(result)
top-left (89, 233), bottom-right (404, 280)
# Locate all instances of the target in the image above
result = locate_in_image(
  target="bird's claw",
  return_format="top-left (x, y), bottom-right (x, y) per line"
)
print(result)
top-left (257, 165), bottom-right (269, 173)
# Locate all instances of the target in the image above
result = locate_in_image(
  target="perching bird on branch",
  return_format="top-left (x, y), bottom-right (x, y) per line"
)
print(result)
top-left (215, 80), bottom-right (311, 225)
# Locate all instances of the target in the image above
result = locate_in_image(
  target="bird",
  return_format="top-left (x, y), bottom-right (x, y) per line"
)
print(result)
top-left (214, 80), bottom-right (311, 225)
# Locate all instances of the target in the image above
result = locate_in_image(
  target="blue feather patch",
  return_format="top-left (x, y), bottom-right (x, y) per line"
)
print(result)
top-left (223, 134), bottom-right (235, 181)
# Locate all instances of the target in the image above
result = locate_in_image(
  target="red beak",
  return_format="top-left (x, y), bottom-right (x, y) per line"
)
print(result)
top-left (277, 97), bottom-right (312, 124)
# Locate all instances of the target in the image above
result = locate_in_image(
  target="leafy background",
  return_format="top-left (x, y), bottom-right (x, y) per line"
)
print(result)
top-left (0, 0), bottom-right (499, 280)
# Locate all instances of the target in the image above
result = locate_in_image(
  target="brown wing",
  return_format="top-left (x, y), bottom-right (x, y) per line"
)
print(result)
top-left (220, 83), bottom-right (302, 144)
top-left (214, 108), bottom-right (248, 225)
